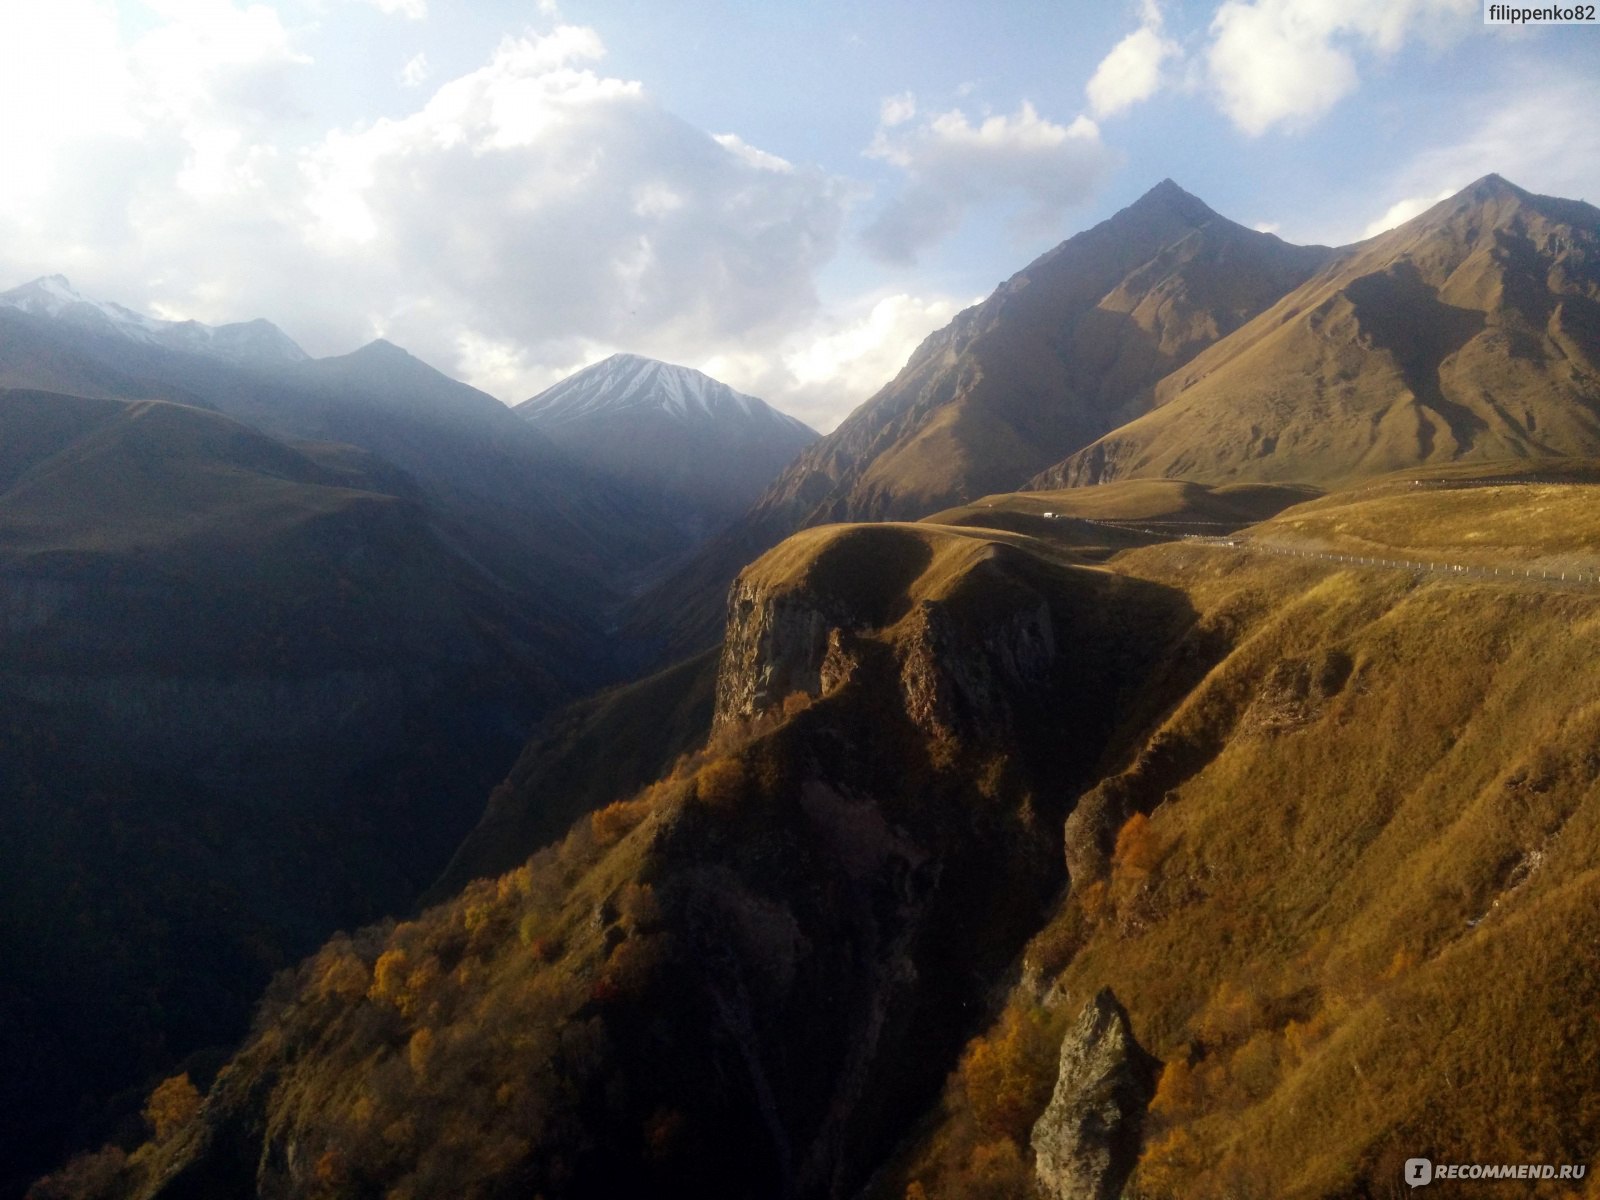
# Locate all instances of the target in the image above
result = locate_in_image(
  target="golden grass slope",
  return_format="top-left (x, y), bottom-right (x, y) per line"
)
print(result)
top-left (879, 478), bottom-right (1600, 1199)
top-left (1047, 175), bottom-right (1600, 490)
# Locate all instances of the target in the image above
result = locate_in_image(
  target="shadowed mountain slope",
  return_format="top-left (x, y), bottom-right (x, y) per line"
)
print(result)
top-left (0, 389), bottom-right (572, 1195)
top-left (62, 518), bottom-right (1190, 1200)
top-left (0, 309), bottom-right (691, 677)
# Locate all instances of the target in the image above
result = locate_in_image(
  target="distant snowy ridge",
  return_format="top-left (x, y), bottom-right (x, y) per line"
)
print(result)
top-left (0, 275), bottom-right (308, 367)
top-left (519, 353), bottom-right (813, 435)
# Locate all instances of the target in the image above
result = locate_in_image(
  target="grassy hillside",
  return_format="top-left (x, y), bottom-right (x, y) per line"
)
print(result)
top-left (925, 479), bottom-right (1315, 551)
top-left (875, 477), bottom-right (1600, 1199)
top-left (1048, 177), bottom-right (1600, 490)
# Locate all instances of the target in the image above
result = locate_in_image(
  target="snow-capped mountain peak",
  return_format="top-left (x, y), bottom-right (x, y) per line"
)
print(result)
top-left (514, 353), bottom-right (819, 536)
top-left (517, 353), bottom-right (813, 436)
top-left (0, 274), bottom-right (309, 367)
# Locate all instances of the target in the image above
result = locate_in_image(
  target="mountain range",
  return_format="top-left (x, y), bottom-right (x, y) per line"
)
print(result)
top-left (0, 276), bottom-right (308, 368)
top-left (1046, 175), bottom-right (1600, 487)
top-left (0, 293), bottom-right (810, 1195)
top-left (626, 174), bottom-right (1600, 661)
top-left (10, 171), bottom-right (1600, 1200)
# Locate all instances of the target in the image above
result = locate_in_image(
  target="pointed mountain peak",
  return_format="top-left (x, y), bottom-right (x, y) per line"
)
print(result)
top-left (1124, 177), bottom-right (1217, 223)
top-left (352, 337), bottom-right (409, 358)
top-left (1391, 172), bottom-right (1593, 241)
top-left (1460, 172), bottom-right (1524, 202)
top-left (16, 273), bottom-right (78, 296)
top-left (332, 339), bottom-right (469, 387)
top-left (2, 274), bottom-right (93, 313)
top-left (600, 351), bottom-right (656, 368)
top-left (519, 352), bottom-right (816, 435)
top-left (1143, 178), bottom-right (1186, 200)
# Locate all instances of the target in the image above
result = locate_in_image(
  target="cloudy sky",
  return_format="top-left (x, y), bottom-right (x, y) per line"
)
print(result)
top-left (2, 1), bottom-right (1596, 430)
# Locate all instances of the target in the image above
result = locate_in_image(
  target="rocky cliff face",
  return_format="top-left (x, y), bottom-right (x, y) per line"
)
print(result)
top-left (897, 588), bottom-right (1056, 742)
top-left (714, 530), bottom-right (1070, 750)
top-left (714, 579), bottom-right (839, 729)
top-left (1030, 989), bottom-right (1158, 1200)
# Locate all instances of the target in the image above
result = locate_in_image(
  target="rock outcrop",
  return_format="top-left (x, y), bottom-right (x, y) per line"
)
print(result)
top-left (1030, 988), bottom-right (1158, 1200)
top-left (714, 578), bottom-right (838, 729)
top-left (897, 591), bottom-right (1055, 742)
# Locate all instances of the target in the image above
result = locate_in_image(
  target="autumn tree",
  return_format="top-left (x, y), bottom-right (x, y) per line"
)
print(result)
top-left (960, 1004), bottom-right (1059, 1144)
top-left (368, 948), bottom-right (412, 1007)
top-left (694, 757), bottom-right (746, 811)
top-left (592, 797), bottom-right (649, 846)
top-left (1149, 1056), bottom-right (1200, 1123)
top-left (144, 1072), bottom-right (201, 1141)
top-left (1112, 811), bottom-right (1163, 881)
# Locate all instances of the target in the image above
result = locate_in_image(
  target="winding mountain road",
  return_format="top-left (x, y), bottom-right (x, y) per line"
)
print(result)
top-left (1066, 516), bottom-right (1600, 589)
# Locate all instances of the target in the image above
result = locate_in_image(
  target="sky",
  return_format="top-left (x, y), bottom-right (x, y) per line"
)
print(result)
top-left (1, 1), bottom-right (1596, 431)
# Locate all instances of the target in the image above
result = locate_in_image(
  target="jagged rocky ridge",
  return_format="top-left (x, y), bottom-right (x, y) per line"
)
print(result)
top-left (0, 276), bottom-right (308, 367)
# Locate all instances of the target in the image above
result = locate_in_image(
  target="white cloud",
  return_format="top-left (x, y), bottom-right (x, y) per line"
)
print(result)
top-left (359, 0), bottom-right (427, 19)
top-left (0, 2), bottom-right (139, 214)
top-left (0, 14), bottom-right (854, 421)
top-left (1359, 188), bottom-right (1453, 238)
top-left (779, 292), bottom-right (965, 422)
top-left (712, 132), bottom-right (794, 173)
top-left (400, 52), bottom-right (430, 87)
top-left (1396, 72), bottom-right (1600, 205)
top-left (880, 92), bottom-right (917, 127)
top-left (1253, 220), bottom-right (1282, 234)
top-left (1313, 69), bottom-right (1600, 245)
top-left (1086, 2), bottom-right (1181, 118)
top-left (862, 101), bottom-right (1113, 263)
top-left (287, 27), bottom-right (845, 369)
top-left (695, 291), bottom-right (968, 432)
top-left (291, 25), bottom-right (851, 398)
top-left (1205, 0), bottom-right (1476, 135)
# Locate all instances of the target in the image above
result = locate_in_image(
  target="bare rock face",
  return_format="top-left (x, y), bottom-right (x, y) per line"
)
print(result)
top-left (819, 627), bottom-right (863, 694)
top-left (1062, 780), bottom-right (1132, 886)
top-left (1030, 988), bottom-right (1158, 1200)
top-left (713, 579), bottom-right (837, 730)
top-left (897, 593), bottom-right (1055, 741)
